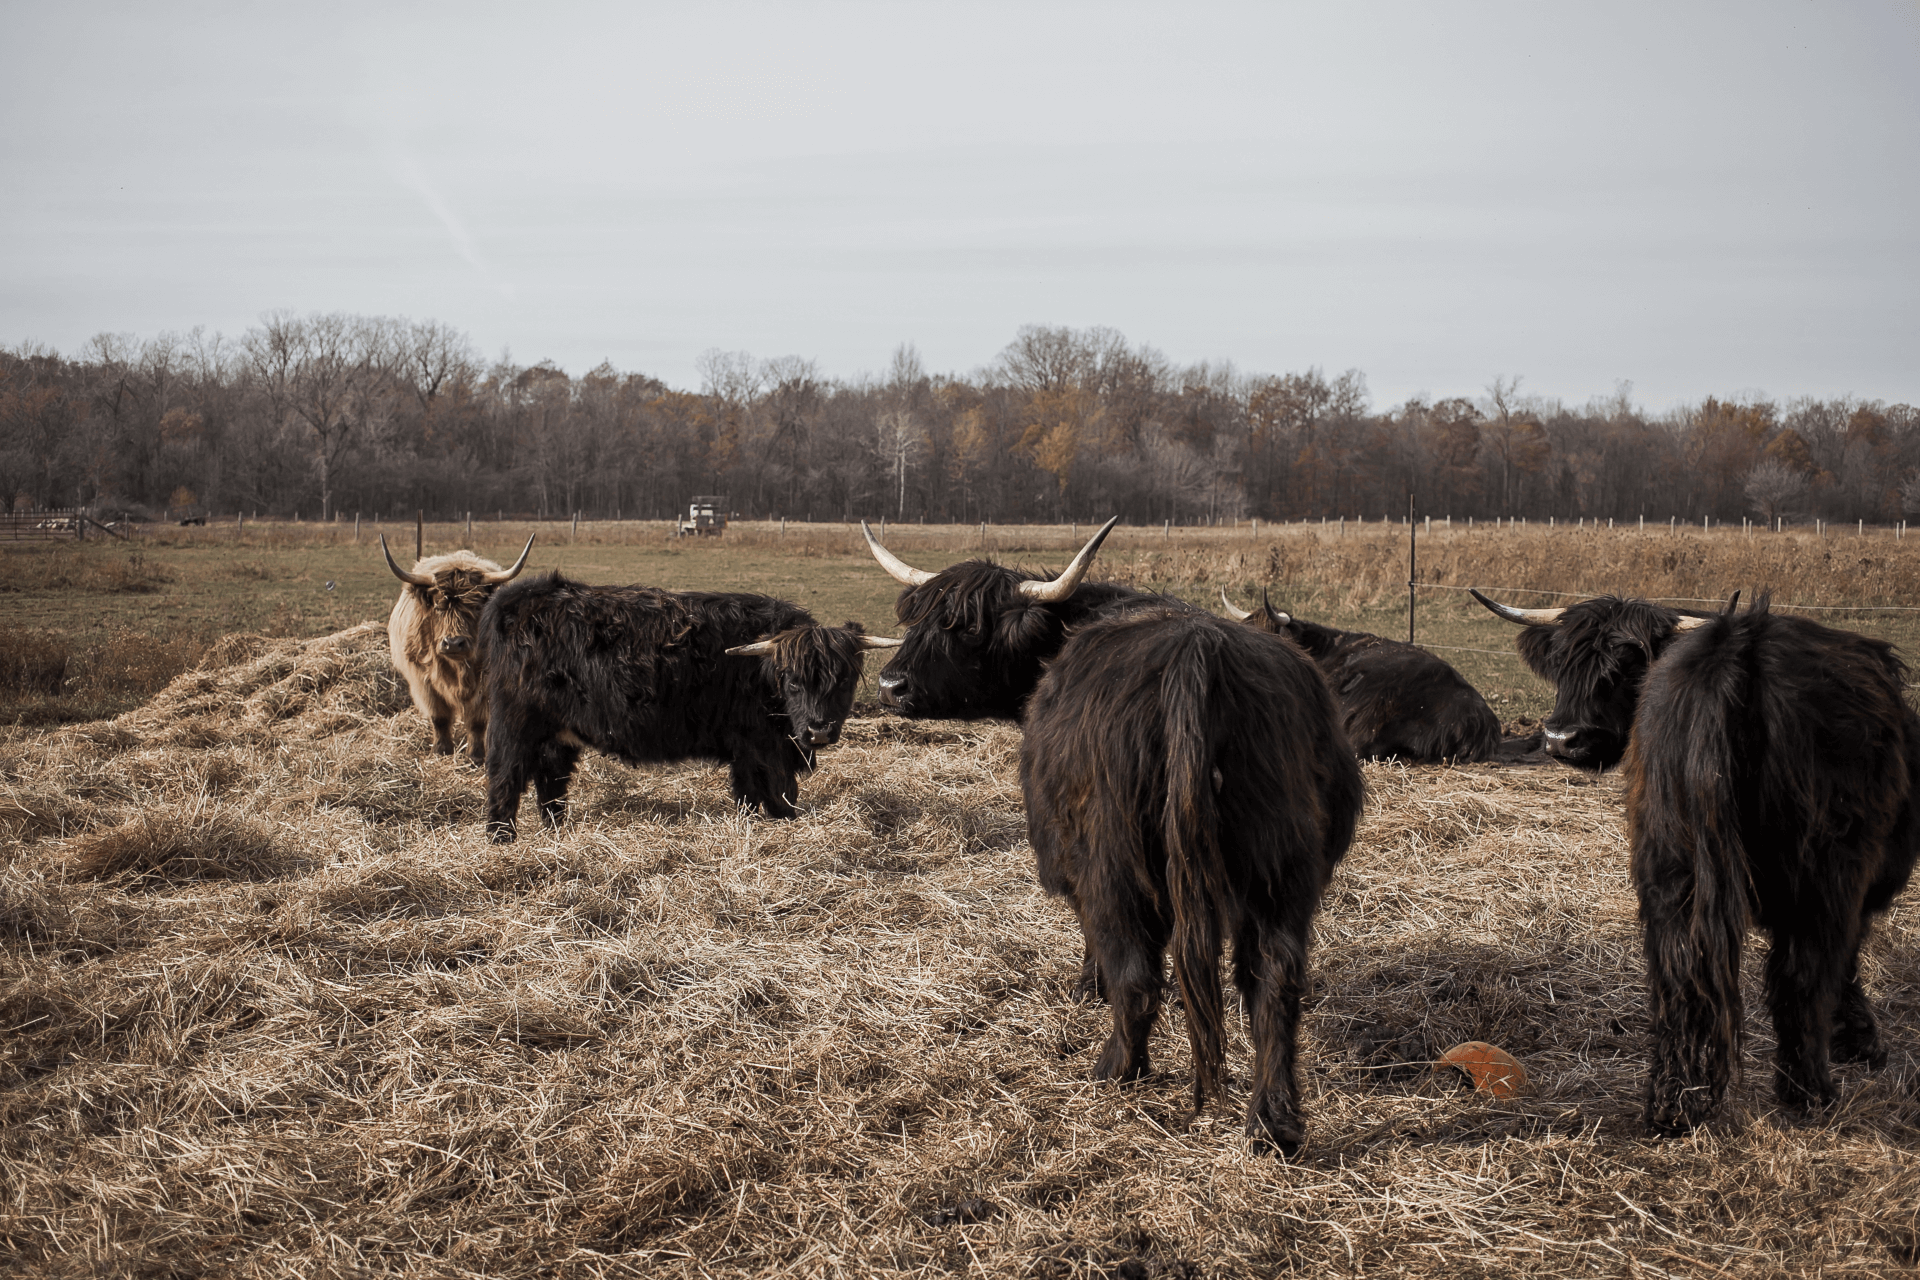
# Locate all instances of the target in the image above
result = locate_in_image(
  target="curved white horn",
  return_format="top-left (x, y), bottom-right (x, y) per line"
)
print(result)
top-left (1673, 614), bottom-right (1713, 631)
top-left (1469, 587), bottom-right (1565, 626)
top-left (725, 639), bottom-right (777, 656)
top-left (856, 634), bottom-right (904, 650)
top-left (380, 534), bottom-right (434, 587)
top-left (1017, 516), bottom-right (1121, 603)
top-left (482, 534), bottom-right (536, 585)
top-left (861, 520), bottom-right (936, 586)
top-left (1219, 589), bottom-right (1253, 621)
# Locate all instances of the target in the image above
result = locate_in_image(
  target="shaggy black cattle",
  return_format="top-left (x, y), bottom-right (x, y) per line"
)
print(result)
top-left (1625, 595), bottom-right (1919, 1133)
top-left (1020, 603), bottom-right (1364, 1155)
top-left (862, 516), bottom-right (1150, 720)
top-left (1470, 588), bottom-right (1720, 769)
top-left (1223, 590), bottom-right (1499, 762)
top-left (477, 572), bottom-right (898, 841)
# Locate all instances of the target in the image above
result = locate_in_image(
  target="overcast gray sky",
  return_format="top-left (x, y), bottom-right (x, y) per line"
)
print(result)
top-left (4, 0), bottom-right (1915, 410)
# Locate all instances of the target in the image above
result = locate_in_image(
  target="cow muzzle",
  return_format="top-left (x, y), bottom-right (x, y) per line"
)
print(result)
top-left (1541, 723), bottom-right (1621, 770)
top-left (876, 673), bottom-right (908, 711)
top-left (438, 635), bottom-right (472, 657)
top-left (801, 721), bottom-right (842, 747)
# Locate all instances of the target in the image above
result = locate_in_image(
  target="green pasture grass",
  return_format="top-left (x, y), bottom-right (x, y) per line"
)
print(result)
top-left (7, 517), bottom-right (1919, 727)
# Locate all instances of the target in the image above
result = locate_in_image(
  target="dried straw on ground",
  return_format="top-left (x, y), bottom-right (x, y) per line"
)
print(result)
top-left (4, 623), bottom-right (1920, 1277)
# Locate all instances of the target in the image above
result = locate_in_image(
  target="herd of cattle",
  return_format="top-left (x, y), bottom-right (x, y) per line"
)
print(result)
top-left (379, 519), bottom-right (1919, 1154)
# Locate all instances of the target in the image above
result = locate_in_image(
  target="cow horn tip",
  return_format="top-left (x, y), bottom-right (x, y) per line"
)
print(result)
top-left (861, 520), bottom-right (936, 586)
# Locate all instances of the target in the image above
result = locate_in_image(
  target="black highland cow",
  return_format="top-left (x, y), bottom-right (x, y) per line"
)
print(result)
top-left (1626, 595), bottom-right (1918, 1134)
top-left (1224, 590), bottom-right (1499, 762)
top-left (1471, 588), bottom-right (1719, 769)
top-left (863, 516), bottom-right (1151, 720)
top-left (1020, 603), bottom-right (1365, 1155)
top-left (477, 572), bottom-right (899, 841)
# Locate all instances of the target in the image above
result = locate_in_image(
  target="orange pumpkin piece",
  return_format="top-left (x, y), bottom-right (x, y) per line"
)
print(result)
top-left (1436, 1041), bottom-right (1528, 1097)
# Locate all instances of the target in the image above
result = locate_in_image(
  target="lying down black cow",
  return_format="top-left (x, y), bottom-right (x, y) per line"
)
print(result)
top-left (1222, 591), bottom-right (1499, 763)
top-left (477, 572), bottom-right (900, 841)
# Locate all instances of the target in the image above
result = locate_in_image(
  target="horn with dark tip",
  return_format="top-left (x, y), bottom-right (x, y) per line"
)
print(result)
top-left (380, 534), bottom-right (434, 587)
top-left (1220, 589), bottom-right (1253, 621)
top-left (482, 534), bottom-right (536, 585)
top-left (861, 520), bottom-right (936, 586)
top-left (856, 634), bottom-right (904, 650)
top-left (725, 639), bottom-right (777, 656)
top-left (1674, 590), bottom-right (1740, 632)
top-left (1261, 587), bottom-right (1291, 627)
top-left (1469, 586), bottom-right (1565, 626)
top-left (1016, 515), bottom-right (1122, 603)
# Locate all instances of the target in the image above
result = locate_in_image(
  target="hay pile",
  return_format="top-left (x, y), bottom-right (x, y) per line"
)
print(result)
top-left (3, 625), bottom-right (1920, 1277)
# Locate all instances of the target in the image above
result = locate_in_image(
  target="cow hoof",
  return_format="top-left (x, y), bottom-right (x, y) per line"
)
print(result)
top-left (1092, 1042), bottom-right (1148, 1083)
top-left (1775, 1075), bottom-right (1839, 1113)
top-left (1831, 1024), bottom-right (1887, 1069)
top-left (487, 823), bottom-right (517, 845)
top-left (1070, 977), bottom-right (1108, 1005)
top-left (1246, 1118), bottom-right (1305, 1159)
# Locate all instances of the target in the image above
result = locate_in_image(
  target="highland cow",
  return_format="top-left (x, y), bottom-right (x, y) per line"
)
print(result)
top-left (1625, 595), bottom-right (1918, 1133)
top-left (1223, 590), bottom-right (1499, 762)
top-left (1019, 603), bottom-right (1364, 1155)
top-left (477, 572), bottom-right (899, 842)
top-left (383, 534), bottom-right (535, 762)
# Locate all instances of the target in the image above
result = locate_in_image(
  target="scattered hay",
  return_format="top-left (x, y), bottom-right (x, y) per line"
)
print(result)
top-left (0, 622), bottom-right (1917, 1275)
top-left (65, 807), bottom-right (304, 884)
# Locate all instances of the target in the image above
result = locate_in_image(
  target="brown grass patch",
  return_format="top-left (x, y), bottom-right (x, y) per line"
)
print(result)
top-left (0, 622), bottom-right (1918, 1275)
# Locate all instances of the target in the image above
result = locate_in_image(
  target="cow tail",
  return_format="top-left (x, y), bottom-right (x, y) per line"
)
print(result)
top-left (1633, 623), bottom-right (1752, 1133)
top-left (1163, 633), bottom-right (1229, 1112)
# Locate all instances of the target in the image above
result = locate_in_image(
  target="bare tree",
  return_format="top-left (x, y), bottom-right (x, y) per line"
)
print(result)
top-left (244, 312), bottom-right (389, 520)
top-left (1745, 457), bottom-right (1809, 526)
top-left (873, 409), bottom-right (923, 519)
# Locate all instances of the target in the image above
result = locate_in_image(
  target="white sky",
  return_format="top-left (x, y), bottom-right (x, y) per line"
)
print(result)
top-left (3, 0), bottom-right (1915, 410)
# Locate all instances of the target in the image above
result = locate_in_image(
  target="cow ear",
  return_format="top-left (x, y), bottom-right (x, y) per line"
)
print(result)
top-left (726, 639), bottom-right (777, 656)
top-left (1513, 623), bottom-right (1559, 679)
top-left (842, 620), bottom-right (865, 634)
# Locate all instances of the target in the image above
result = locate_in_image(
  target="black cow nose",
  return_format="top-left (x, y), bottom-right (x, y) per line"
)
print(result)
top-left (1543, 724), bottom-right (1611, 766)
top-left (877, 674), bottom-right (907, 708)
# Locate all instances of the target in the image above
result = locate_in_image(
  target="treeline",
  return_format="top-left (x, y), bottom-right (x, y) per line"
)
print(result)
top-left (3, 314), bottom-right (1916, 527)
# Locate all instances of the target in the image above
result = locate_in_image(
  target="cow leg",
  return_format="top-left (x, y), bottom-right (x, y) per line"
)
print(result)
top-left (532, 740), bottom-right (582, 830)
top-left (464, 705), bottom-right (488, 769)
top-left (1766, 921), bottom-right (1855, 1111)
top-left (417, 682), bottom-right (457, 756)
top-left (1831, 963), bottom-right (1886, 1069)
top-left (1242, 912), bottom-right (1312, 1157)
top-left (728, 750), bottom-right (799, 819)
top-left (485, 731), bottom-right (539, 844)
top-left (1073, 937), bottom-right (1107, 1004)
top-left (1083, 900), bottom-right (1168, 1085)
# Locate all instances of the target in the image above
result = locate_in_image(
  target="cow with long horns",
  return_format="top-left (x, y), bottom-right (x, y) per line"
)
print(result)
top-left (1021, 602), bottom-right (1365, 1154)
top-left (1481, 588), bottom-right (1920, 1133)
top-left (861, 516), bottom-right (1150, 720)
top-left (1222, 590), bottom-right (1499, 762)
top-left (382, 534), bottom-right (535, 762)
top-left (1470, 588), bottom-right (1720, 769)
top-left (477, 573), bottom-right (901, 841)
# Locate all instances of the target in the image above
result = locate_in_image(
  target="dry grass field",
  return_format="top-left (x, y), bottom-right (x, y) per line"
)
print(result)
top-left (4, 520), bottom-right (1920, 1276)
